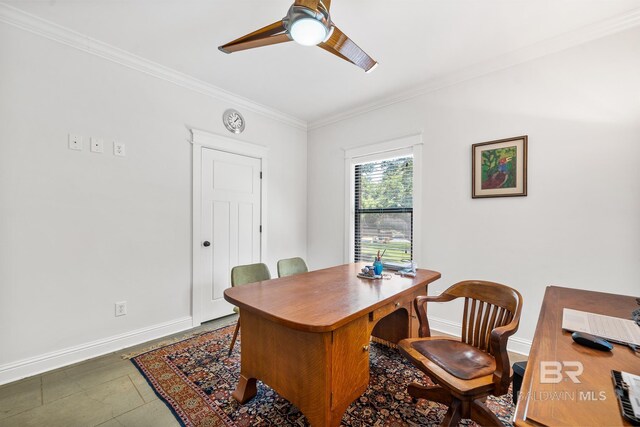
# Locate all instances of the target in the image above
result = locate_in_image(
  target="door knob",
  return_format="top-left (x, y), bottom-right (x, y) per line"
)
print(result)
top-left (203, 241), bottom-right (211, 247)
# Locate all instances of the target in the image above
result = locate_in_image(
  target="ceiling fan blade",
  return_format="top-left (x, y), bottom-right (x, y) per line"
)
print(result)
top-left (219, 21), bottom-right (291, 54)
top-left (318, 25), bottom-right (377, 72)
top-left (294, 0), bottom-right (320, 9)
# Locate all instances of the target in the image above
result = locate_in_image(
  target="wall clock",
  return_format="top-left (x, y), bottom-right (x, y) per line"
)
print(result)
top-left (223, 109), bottom-right (245, 134)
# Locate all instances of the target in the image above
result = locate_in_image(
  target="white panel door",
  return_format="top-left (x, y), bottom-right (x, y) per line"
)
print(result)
top-left (201, 148), bottom-right (261, 321)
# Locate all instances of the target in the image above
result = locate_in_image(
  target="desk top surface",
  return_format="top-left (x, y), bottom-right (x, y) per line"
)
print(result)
top-left (514, 285), bottom-right (639, 427)
top-left (224, 263), bottom-right (441, 333)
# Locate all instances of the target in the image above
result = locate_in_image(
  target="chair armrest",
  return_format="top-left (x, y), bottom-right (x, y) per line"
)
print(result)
top-left (490, 320), bottom-right (520, 395)
top-left (413, 294), bottom-right (456, 338)
top-left (415, 294), bottom-right (456, 304)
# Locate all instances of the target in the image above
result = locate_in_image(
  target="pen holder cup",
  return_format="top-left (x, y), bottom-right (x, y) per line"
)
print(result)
top-left (373, 260), bottom-right (383, 275)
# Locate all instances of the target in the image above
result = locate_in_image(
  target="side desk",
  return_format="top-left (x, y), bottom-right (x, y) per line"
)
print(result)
top-left (514, 286), bottom-right (639, 426)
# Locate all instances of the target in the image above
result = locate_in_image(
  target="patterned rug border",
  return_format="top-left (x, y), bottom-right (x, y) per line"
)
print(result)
top-left (122, 319), bottom-right (238, 360)
top-left (131, 323), bottom-right (238, 427)
top-left (131, 359), bottom-right (190, 427)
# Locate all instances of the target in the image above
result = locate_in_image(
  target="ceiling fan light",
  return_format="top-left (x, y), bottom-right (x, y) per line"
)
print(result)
top-left (290, 18), bottom-right (328, 46)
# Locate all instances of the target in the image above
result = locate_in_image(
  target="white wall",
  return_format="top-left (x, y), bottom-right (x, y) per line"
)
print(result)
top-left (1, 11), bottom-right (638, 384)
top-left (0, 22), bottom-right (307, 380)
top-left (307, 27), bottom-right (640, 351)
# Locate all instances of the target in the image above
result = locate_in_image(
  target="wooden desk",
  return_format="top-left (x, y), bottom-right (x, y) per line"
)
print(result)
top-left (514, 286), bottom-right (639, 427)
top-left (223, 263), bottom-right (441, 427)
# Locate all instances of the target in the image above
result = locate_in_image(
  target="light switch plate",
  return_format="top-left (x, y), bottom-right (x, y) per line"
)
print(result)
top-left (113, 141), bottom-right (126, 157)
top-left (90, 137), bottom-right (104, 153)
top-left (68, 134), bottom-right (83, 151)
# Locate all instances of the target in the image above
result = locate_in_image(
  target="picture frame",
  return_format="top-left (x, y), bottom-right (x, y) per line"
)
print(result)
top-left (472, 135), bottom-right (527, 198)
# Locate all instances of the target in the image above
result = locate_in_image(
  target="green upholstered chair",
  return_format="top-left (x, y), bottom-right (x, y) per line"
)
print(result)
top-left (228, 262), bottom-right (271, 356)
top-left (277, 257), bottom-right (308, 278)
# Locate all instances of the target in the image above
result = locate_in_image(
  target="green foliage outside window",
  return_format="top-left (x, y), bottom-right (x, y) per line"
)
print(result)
top-left (359, 158), bottom-right (413, 209)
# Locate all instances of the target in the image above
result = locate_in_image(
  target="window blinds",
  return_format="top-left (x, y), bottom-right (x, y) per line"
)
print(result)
top-left (354, 155), bottom-right (413, 263)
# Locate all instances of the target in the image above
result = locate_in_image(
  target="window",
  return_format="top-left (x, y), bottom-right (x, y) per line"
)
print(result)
top-left (344, 134), bottom-right (422, 265)
top-left (354, 155), bottom-right (413, 263)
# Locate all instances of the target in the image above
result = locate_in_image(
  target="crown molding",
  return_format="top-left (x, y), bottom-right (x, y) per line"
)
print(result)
top-left (0, 3), bottom-right (308, 131)
top-left (308, 7), bottom-right (640, 131)
top-left (3, 3), bottom-right (639, 133)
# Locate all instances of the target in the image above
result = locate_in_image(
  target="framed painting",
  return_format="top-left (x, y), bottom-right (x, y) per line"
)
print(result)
top-left (472, 135), bottom-right (527, 198)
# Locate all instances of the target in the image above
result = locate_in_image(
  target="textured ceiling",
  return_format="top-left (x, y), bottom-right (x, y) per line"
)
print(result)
top-left (5, 0), bottom-right (640, 123)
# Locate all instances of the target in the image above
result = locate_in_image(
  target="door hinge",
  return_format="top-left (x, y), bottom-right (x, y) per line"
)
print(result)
top-left (259, 225), bottom-right (262, 233)
top-left (260, 171), bottom-right (263, 179)
top-left (330, 392), bottom-right (333, 407)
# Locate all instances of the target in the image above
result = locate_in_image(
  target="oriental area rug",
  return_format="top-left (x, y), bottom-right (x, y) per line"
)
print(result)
top-left (131, 324), bottom-right (514, 427)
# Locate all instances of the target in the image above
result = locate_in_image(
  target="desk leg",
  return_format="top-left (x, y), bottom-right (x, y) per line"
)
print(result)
top-left (232, 310), bottom-right (334, 426)
top-left (231, 375), bottom-right (257, 404)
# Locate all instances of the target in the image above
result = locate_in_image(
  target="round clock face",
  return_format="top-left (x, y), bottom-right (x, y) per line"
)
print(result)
top-left (223, 109), bottom-right (245, 134)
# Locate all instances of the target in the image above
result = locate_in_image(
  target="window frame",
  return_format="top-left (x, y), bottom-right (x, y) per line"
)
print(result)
top-left (344, 134), bottom-right (423, 264)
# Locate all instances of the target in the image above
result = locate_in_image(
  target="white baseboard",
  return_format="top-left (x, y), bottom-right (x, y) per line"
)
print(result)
top-left (0, 316), bottom-right (194, 386)
top-left (428, 315), bottom-right (531, 356)
top-left (0, 314), bottom-right (529, 386)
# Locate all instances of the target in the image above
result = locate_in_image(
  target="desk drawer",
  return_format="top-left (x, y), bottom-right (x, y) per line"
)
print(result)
top-left (370, 299), bottom-right (405, 322)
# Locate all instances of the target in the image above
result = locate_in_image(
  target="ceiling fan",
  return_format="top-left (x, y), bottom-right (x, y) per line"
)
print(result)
top-left (218, 0), bottom-right (378, 73)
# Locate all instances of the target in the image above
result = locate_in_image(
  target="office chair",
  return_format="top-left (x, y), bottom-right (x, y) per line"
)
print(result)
top-left (277, 257), bottom-right (308, 278)
top-left (398, 280), bottom-right (522, 426)
top-left (228, 263), bottom-right (271, 356)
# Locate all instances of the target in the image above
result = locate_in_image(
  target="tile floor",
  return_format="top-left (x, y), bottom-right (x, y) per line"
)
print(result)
top-left (0, 315), bottom-right (237, 427)
top-left (1, 317), bottom-right (527, 426)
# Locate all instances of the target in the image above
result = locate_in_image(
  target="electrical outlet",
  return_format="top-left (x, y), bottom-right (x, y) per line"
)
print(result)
top-left (90, 137), bottom-right (104, 153)
top-left (68, 134), bottom-right (83, 151)
top-left (115, 301), bottom-right (127, 317)
top-left (113, 141), bottom-right (126, 157)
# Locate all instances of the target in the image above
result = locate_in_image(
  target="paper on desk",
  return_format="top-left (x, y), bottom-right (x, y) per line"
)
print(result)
top-left (621, 371), bottom-right (640, 418)
top-left (562, 308), bottom-right (640, 346)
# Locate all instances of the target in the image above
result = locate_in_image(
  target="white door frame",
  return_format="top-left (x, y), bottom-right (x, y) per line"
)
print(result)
top-left (190, 128), bottom-right (268, 327)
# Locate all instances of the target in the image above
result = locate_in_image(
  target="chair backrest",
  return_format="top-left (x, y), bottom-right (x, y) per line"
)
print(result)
top-left (444, 280), bottom-right (522, 354)
top-left (231, 263), bottom-right (271, 287)
top-left (277, 257), bottom-right (308, 278)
